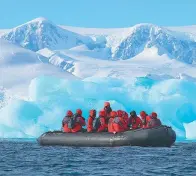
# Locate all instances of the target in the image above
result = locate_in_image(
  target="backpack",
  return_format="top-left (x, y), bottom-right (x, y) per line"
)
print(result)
top-left (93, 117), bottom-right (101, 131)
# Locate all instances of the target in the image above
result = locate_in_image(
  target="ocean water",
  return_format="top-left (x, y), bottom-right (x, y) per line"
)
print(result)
top-left (0, 140), bottom-right (196, 176)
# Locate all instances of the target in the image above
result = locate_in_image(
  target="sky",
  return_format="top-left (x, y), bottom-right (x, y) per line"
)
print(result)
top-left (0, 0), bottom-right (195, 28)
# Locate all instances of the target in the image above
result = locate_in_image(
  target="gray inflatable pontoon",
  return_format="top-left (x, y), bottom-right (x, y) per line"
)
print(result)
top-left (37, 125), bottom-right (176, 147)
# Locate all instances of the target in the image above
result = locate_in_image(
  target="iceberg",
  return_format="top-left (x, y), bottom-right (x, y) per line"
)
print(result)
top-left (0, 75), bottom-right (196, 139)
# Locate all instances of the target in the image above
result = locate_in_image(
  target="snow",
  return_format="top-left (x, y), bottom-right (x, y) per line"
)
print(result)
top-left (26, 17), bottom-right (49, 24)
top-left (60, 25), bottom-right (127, 35)
top-left (0, 29), bottom-right (10, 37)
top-left (1, 17), bottom-right (196, 139)
top-left (36, 48), bottom-right (75, 71)
top-left (169, 25), bottom-right (196, 35)
top-left (54, 46), bottom-right (196, 80)
top-left (184, 121), bottom-right (196, 139)
top-left (62, 24), bottom-right (196, 37)
top-left (0, 39), bottom-right (78, 97)
top-left (0, 39), bottom-right (47, 65)
top-left (36, 48), bottom-right (55, 58)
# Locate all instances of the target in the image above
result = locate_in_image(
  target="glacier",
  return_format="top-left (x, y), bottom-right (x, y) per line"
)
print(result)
top-left (0, 75), bottom-right (196, 139)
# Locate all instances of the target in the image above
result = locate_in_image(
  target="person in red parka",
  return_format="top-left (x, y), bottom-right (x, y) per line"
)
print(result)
top-left (95, 110), bottom-right (106, 132)
top-left (75, 109), bottom-right (85, 121)
top-left (62, 110), bottom-right (73, 133)
top-left (87, 109), bottom-right (96, 132)
top-left (109, 111), bottom-right (126, 133)
top-left (108, 111), bottom-right (117, 133)
top-left (147, 112), bottom-right (162, 128)
top-left (104, 102), bottom-right (112, 124)
top-left (129, 111), bottom-right (143, 130)
top-left (122, 110), bottom-right (129, 130)
top-left (71, 109), bottom-right (86, 132)
top-left (117, 110), bottom-right (128, 130)
top-left (140, 111), bottom-right (148, 128)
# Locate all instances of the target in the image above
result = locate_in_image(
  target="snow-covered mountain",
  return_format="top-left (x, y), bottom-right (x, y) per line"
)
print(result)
top-left (169, 25), bottom-right (196, 35)
top-left (109, 24), bottom-right (196, 63)
top-left (1, 17), bottom-right (196, 81)
top-left (1, 18), bottom-right (196, 64)
top-left (1, 17), bottom-right (93, 51)
top-left (62, 23), bottom-right (196, 63)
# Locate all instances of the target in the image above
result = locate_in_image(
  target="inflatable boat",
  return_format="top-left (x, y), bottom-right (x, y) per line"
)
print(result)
top-left (37, 125), bottom-right (176, 147)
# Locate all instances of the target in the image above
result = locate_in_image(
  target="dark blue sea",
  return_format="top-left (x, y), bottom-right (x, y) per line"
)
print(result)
top-left (0, 140), bottom-right (196, 176)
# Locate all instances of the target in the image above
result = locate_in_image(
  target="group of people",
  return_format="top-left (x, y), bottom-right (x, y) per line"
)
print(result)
top-left (62, 102), bottom-right (162, 133)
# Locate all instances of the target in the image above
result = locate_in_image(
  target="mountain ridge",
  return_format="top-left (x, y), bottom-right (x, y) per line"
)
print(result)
top-left (1, 17), bottom-right (93, 52)
top-left (1, 17), bottom-right (196, 64)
